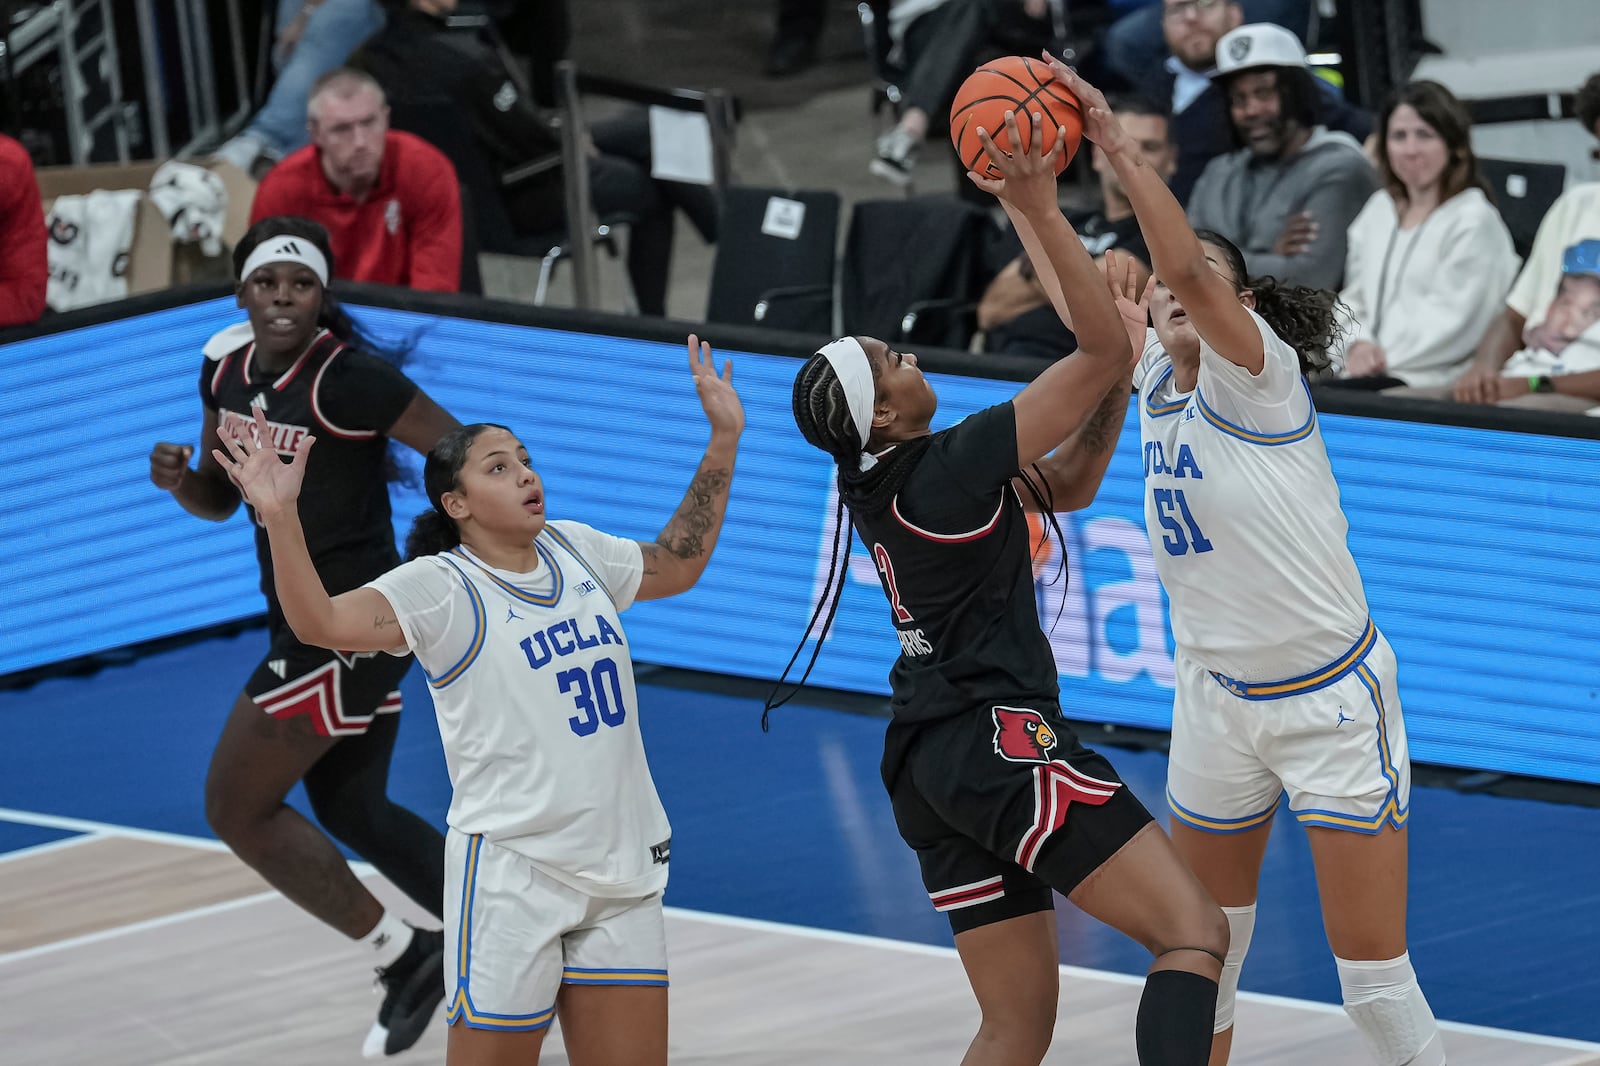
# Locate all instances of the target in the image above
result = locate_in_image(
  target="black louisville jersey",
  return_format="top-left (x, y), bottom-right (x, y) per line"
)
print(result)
top-left (850, 402), bottom-right (1060, 726)
top-left (201, 327), bottom-right (418, 618)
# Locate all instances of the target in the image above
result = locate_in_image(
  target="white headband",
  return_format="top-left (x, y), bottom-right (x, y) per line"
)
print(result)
top-left (239, 236), bottom-right (330, 287)
top-left (819, 337), bottom-right (879, 471)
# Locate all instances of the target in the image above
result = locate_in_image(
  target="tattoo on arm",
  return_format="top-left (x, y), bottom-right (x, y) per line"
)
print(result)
top-left (1077, 387), bottom-right (1128, 457)
top-left (374, 614), bottom-right (398, 632)
top-left (639, 543), bottom-right (662, 576)
top-left (655, 467), bottom-right (731, 561)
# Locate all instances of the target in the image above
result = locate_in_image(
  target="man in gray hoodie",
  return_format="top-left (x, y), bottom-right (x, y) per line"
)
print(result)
top-left (1185, 22), bottom-right (1376, 289)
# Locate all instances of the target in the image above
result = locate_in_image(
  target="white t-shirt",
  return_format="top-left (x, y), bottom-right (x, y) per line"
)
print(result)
top-left (366, 519), bottom-right (667, 898)
top-left (1505, 182), bottom-right (1600, 324)
top-left (1335, 187), bottom-right (1519, 388)
top-left (1135, 310), bottom-right (1371, 681)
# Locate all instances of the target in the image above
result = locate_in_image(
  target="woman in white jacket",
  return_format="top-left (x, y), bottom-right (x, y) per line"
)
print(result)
top-left (1331, 80), bottom-right (1519, 390)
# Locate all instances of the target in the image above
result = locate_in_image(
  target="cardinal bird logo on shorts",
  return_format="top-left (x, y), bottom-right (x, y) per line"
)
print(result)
top-left (992, 706), bottom-right (1059, 764)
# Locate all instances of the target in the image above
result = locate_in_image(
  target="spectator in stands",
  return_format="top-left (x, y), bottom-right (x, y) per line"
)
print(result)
top-left (251, 69), bottom-right (463, 293)
top-left (1105, 0), bottom-right (1308, 93)
top-left (355, 0), bottom-right (718, 317)
top-left (870, 0), bottom-right (1055, 187)
top-left (1328, 81), bottom-right (1519, 390)
top-left (1185, 23), bottom-right (1375, 289)
top-left (1133, 0), bottom-right (1372, 205)
top-left (1444, 72), bottom-right (1600, 408)
top-left (1422, 240), bottom-right (1600, 411)
top-left (0, 133), bottom-right (46, 329)
top-left (214, 0), bottom-right (385, 177)
top-left (978, 94), bottom-right (1175, 359)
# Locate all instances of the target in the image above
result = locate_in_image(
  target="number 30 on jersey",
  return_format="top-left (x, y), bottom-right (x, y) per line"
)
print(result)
top-left (557, 657), bottom-right (629, 737)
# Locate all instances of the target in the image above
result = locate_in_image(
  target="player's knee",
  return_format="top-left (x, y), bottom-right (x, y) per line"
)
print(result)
top-left (974, 1002), bottom-right (1055, 1064)
top-left (1150, 896), bottom-right (1230, 972)
top-left (204, 782), bottom-right (259, 848)
top-left (1213, 904), bottom-right (1257, 1034)
top-left (1337, 953), bottom-right (1445, 1066)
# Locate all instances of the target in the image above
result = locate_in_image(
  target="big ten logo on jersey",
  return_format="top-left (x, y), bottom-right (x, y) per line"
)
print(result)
top-left (810, 481), bottom-right (1174, 689)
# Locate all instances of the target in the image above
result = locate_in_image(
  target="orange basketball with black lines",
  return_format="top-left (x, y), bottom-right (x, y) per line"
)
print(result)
top-left (949, 55), bottom-right (1083, 180)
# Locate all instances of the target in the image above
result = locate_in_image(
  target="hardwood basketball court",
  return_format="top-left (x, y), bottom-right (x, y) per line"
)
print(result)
top-left (2, 808), bottom-right (1594, 1066)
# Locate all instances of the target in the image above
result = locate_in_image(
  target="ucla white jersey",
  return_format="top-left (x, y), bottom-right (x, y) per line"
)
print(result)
top-left (367, 520), bottom-right (668, 899)
top-left (1135, 310), bottom-right (1370, 681)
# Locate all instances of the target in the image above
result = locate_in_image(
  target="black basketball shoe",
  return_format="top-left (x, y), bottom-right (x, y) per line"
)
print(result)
top-left (362, 926), bottom-right (446, 1058)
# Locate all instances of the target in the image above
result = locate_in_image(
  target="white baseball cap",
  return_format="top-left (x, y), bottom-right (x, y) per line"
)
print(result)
top-left (1212, 23), bottom-right (1308, 77)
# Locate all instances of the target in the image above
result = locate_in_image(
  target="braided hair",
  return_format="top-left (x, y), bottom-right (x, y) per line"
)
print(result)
top-left (765, 347), bottom-right (1069, 727)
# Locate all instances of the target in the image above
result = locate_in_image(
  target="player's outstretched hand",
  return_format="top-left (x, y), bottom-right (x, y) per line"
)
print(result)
top-left (1039, 53), bottom-right (1130, 157)
top-left (1103, 248), bottom-right (1156, 367)
top-left (149, 442), bottom-right (194, 492)
top-left (688, 333), bottom-right (744, 440)
top-left (213, 404), bottom-right (313, 519)
top-left (968, 109), bottom-right (1065, 222)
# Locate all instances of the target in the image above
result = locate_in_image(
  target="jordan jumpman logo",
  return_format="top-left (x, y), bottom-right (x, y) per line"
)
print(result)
top-left (1335, 709), bottom-right (1355, 728)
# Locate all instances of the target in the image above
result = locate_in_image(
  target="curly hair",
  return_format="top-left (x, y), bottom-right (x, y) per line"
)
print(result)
top-left (1193, 229), bottom-right (1343, 375)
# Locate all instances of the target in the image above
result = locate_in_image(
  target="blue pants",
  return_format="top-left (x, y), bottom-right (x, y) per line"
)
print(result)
top-left (246, 0), bottom-right (387, 157)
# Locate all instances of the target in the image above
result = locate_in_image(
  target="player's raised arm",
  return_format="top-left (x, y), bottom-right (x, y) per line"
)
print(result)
top-left (1048, 58), bottom-right (1266, 375)
top-left (1015, 250), bottom-right (1153, 512)
top-left (635, 335), bottom-right (745, 601)
top-left (214, 405), bottom-right (406, 652)
top-left (969, 110), bottom-right (1131, 470)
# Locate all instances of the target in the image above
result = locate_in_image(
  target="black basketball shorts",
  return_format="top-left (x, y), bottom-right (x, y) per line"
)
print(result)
top-left (887, 703), bottom-right (1154, 934)
top-left (244, 625), bottom-right (414, 738)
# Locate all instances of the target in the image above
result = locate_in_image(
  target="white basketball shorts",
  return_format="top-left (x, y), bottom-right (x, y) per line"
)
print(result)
top-left (1167, 620), bottom-right (1411, 835)
top-left (444, 829), bottom-right (668, 1032)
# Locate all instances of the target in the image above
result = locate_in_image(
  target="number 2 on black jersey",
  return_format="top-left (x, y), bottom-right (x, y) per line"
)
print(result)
top-left (873, 542), bottom-right (914, 623)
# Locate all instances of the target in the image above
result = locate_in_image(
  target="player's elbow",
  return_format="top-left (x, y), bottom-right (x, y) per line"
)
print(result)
top-left (286, 617), bottom-right (337, 651)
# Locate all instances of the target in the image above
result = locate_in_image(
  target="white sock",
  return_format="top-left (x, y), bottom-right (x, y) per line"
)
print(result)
top-left (359, 911), bottom-right (412, 970)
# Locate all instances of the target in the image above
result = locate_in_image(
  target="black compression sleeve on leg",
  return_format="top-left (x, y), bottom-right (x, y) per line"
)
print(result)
top-left (1136, 969), bottom-right (1219, 1066)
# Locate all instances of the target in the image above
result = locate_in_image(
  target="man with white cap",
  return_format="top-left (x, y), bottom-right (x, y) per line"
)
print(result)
top-left (1185, 22), bottom-right (1376, 289)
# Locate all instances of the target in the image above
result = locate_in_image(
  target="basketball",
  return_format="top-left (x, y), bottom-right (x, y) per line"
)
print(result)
top-left (949, 55), bottom-right (1084, 180)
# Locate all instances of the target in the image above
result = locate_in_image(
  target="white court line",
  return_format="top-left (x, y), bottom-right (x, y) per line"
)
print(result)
top-left (3, 808), bottom-right (1595, 1053)
top-left (666, 907), bottom-right (1600, 1054)
top-left (0, 889), bottom-right (282, 967)
top-left (0, 831), bottom-right (104, 865)
top-left (0, 806), bottom-right (231, 853)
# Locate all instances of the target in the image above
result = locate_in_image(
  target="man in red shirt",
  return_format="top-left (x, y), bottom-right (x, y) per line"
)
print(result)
top-left (0, 133), bottom-right (47, 327)
top-left (251, 67), bottom-right (462, 292)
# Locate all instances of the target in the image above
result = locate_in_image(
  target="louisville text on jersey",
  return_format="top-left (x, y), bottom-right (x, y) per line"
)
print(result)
top-left (219, 408), bottom-right (312, 457)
